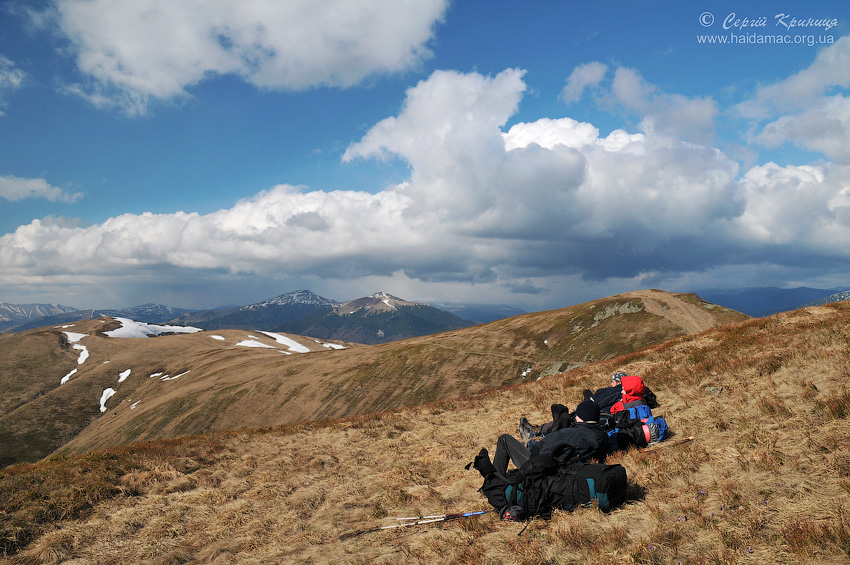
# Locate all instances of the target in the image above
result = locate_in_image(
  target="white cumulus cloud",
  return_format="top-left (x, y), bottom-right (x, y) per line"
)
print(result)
top-left (737, 35), bottom-right (850, 120)
top-left (48, 0), bottom-right (448, 114)
top-left (0, 175), bottom-right (82, 202)
top-left (610, 67), bottom-right (718, 145)
top-left (3, 67), bottom-right (850, 304)
top-left (560, 61), bottom-right (608, 103)
top-left (757, 95), bottom-right (850, 164)
top-left (740, 36), bottom-right (850, 164)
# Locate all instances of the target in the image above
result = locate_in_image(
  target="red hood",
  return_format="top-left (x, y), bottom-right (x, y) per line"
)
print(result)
top-left (620, 375), bottom-right (646, 403)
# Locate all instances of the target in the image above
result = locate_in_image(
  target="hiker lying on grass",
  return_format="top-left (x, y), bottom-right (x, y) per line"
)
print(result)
top-left (517, 371), bottom-right (629, 440)
top-left (532, 371), bottom-right (658, 424)
top-left (519, 372), bottom-right (660, 441)
top-left (586, 371), bottom-right (627, 413)
top-left (519, 371), bottom-right (626, 442)
top-left (585, 371), bottom-right (658, 415)
top-left (608, 374), bottom-right (657, 414)
top-left (493, 400), bottom-right (608, 482)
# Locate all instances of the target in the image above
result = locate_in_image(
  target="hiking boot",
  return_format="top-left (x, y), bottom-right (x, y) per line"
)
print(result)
top-left (501, 505), bottom-right (525, 521)
top-left (550, 403), bottom-right (568, 422)
top-left (647, 421), bottom-right (660, 445)
top-left (519, 417), bottom-right (538, 442)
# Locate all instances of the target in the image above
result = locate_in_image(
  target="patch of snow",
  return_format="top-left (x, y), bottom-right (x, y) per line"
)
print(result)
top-left (130, 400), bottom-right (141, 409)
top-left (73, 344), bottom-right (89, 364)
top-left (63, 331), bottom-right (87, 343)
top-left (160, 370), bottom-right (190, 381)
top-left (210, 335), bottom-right (225, 341)
top-left (236, 339), bottom-right (276, 348)
top-left (104, 317), bottom-right (202, 338)
top-left (118, 369), bottom-right (131, 383)
top-left (99, 388), bottom-right (116, 412)
top-left (323, 343), bottom-right (346, 350)
top-left (60, 368), bottom-right (77, 385)
top-left (150, 372), bottom-right (163, 378)
top-left (259, 331), bottom-right (311, 353)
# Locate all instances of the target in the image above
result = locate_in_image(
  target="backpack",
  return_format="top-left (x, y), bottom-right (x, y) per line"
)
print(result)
top-left (603, 409), bottom-right (671, 452)
top-left (626, 404), bottom-right (653, 420)
top-left (555, 461), bottom-right (628, 512)
top-left (466, 449), bottom-right (628, 517)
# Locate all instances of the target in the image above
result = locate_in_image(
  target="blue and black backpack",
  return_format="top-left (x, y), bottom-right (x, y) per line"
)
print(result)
top-left (603, 405), bottom-right (671, 452)
top-left (466, 449), bottom-right (628, 519)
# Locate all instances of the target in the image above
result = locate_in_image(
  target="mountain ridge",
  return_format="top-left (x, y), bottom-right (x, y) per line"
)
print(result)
top-left (0, 290), bottom-right (478, 342)
top-left (169, 290), bottom-right (476, 344)
top-left (0, 289), bottom-right (747, 467)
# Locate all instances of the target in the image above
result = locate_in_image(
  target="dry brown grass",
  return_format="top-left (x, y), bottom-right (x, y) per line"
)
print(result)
top-left (4, 302), bottom-right (850, 563)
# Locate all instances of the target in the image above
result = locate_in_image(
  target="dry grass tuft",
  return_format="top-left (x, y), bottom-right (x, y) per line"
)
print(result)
top-left (817, 386), bottom-right (850, 419)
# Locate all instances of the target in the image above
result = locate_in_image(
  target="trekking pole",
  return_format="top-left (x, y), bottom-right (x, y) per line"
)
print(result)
top-left (641, 435), bottom-right (694, 454)
top-left (394, 514), bottom-right (448, 521)
top-left (339, 509), bottom-right (494, 539)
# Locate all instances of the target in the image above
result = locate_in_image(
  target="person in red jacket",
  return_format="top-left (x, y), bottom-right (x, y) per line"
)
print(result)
top-left (610, 374), bottom-right (649, 414)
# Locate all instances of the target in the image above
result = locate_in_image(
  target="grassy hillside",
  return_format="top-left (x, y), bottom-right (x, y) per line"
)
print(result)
top-left (3, 301), bottom-right (848, 563)
top-left (0, 321), bottom-right (357, 467)
top-left (0, 290), bottom-right (746, 465)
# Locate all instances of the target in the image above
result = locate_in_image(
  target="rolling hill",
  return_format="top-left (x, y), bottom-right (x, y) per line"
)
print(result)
top-left (0, 289), bottom-right (745, 467)
top-left (1, 299), bottom-right (848, 563)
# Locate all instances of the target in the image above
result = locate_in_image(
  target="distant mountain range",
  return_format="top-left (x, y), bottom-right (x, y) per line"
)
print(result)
top-left (696, 286), bottom-right (850, 317)
top-left (0, 303), bottom-right (78, 328)
top-left (1, 291), bottom-right (479, 344)
top-left (0, 303), bottom-right (197, 333)
top-left (170, 290), bottom-right (477, 344)
top-left (6, 285), bottom-right (850, 337)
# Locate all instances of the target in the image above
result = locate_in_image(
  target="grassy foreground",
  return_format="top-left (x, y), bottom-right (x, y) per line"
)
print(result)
top-left (2, 303), bottom-right (850, 564)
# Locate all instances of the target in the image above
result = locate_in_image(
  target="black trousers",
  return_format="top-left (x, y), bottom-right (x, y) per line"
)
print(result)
top-left (493, 434), bottom-right (531, 480)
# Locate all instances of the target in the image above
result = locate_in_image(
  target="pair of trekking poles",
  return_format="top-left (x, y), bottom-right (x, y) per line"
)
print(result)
top-left (339, 510), bottom-right (493, 539)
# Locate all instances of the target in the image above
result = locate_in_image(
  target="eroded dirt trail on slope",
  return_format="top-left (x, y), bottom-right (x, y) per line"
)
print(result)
top-left (625, 290), bottom-right (723, 335)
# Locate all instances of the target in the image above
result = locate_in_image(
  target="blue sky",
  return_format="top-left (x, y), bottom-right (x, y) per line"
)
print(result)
top-left (1, 0), bottom-right (849, 311)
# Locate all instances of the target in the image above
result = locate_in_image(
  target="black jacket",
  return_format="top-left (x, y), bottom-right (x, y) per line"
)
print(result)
top-left (537, 422), bottom-right (608, 464)
top-left (591, 384), bottom-right (622, 413)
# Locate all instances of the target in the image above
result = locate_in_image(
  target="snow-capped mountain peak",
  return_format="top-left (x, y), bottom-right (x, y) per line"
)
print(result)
top-left (336, 292), bottom-right (422, 315)
top-left (250, 290), bottom-right (337, 309)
